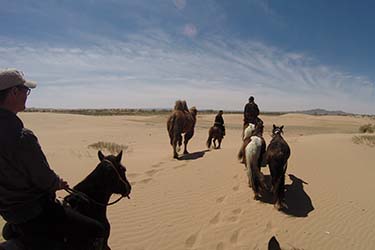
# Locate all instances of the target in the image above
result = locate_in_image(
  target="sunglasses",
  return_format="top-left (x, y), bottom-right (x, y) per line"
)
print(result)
top-left (16, 85), bottom-right (31, 96)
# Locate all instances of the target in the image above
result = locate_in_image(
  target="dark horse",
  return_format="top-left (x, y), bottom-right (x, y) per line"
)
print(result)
top-left (206, 126), bottom-right (224, 149)
top-left (0, 151), bottom-right (132, 250)
top-left (265, 125), bottom-right (290, 210)
top-left (167, 100), bottom-right (198, 159)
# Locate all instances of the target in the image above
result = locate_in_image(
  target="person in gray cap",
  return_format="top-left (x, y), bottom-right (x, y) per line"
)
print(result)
top-left (0, 69), bottom-right (105, 249)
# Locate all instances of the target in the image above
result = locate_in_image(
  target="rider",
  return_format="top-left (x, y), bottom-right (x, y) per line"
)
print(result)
top-left (0, 69), bottom-right (105, 250)
top-left (214, 110), bottom-right (225, 136)
top-left (243, 96), bottom-right (259, 125)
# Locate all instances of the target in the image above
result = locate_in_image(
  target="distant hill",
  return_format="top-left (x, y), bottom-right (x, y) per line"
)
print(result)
top-left (291, 109), bottom-right (351, 116)
top-left (24, 108), bottom-right (356, 116)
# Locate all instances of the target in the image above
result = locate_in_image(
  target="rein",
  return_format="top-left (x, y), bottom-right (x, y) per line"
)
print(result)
top-left (64, 159), bottom-right (129, 207)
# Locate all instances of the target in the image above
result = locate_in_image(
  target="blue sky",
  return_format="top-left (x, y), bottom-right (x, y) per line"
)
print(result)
top-left (0, 0), bottom-right (374, 114)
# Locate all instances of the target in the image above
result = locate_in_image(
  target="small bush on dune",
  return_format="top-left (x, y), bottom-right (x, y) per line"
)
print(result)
top-left (359, 124), bottom-right (374, 133)
top-left (352, 135), bottom-right (375, 147)
top-left (88, 141), bottom-right (128, 154)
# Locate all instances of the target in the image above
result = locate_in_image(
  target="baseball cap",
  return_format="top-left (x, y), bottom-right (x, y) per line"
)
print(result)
top-left (0, 69), bottom-right (37, 91)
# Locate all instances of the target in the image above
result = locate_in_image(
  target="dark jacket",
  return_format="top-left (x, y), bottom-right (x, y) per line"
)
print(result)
top-left (214, 114), bottom-right (224, 126)
top-left (244, 102), bottom-right (259, 123)
top-left (0, 108), bottom-right (60, 224)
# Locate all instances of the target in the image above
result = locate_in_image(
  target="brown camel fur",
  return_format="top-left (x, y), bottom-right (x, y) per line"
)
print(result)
top-left (167, 100), bottom-right (198, 159)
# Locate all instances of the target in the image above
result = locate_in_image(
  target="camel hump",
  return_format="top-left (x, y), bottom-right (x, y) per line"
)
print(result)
top-left (174, 100), bottom-right (189, 112)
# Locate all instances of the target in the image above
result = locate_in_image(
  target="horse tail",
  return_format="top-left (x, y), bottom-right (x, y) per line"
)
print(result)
top-left (238, 147), bottom-right (244, 160)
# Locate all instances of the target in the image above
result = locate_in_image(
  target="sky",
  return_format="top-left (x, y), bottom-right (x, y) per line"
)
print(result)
top-left (0, 0), bottom-right (374, 114)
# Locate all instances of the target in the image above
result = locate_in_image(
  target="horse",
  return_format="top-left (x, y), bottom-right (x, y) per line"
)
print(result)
top-left (242, 117), bottom-right (263, 139)
top-left (206, 126), bottom-right (224, 149)
top-left (242, 123), bottom-right (267, 200)
top-left (167, 100), bottom-right (198, 159)
top-left (0, 150), bottom-right (132, 250)
top-left (265, 125), bottom-right (291, 210)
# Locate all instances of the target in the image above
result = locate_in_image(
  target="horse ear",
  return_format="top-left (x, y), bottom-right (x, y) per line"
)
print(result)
top-left (98, 150), bottom-right (105, 161)
top-left (273, 124), bottom-right (276, 129)
top-left (280, 125), bottom-right (284, 130)
top-left (116, 150), bottom-right (123, 163)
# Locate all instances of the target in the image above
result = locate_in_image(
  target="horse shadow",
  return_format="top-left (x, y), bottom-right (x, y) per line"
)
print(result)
top-left (281, 174), bottom-right (314, 217)
top-left (178, 149), bottom-right (208, 161)
top-left (257, 174), bottom-right (314, 217)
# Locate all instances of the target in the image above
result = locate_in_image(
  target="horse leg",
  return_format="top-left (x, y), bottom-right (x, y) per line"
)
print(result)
top-left (276, 162), bottom-right (288, 209)
top-left (206, 133), bottom-right (212, 149)
top-left (172, 134), bottom-right (181, 159)
top-left (183, 130), bottom-right (194, 154)
top-left (217, 138), bottom-right (222, 149)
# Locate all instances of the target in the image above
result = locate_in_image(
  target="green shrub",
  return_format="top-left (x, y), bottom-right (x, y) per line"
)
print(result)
top-left (88, 141), bottom-right (128, 154)
top-left (359, 124), bottom-right (374, 133)
top-left (352, 135), bottom-right (375, 147)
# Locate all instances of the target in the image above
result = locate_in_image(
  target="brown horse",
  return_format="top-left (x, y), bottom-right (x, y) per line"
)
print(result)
top-left (265, 125), bottom-right (291, 210)
top-left (206, 126), bottom-right (223, 149)
top-left (167, 100), bottom-right (198, 159)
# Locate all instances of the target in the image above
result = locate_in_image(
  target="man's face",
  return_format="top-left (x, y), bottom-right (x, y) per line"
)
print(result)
top-left (12, 85), bottom-right (30, 112)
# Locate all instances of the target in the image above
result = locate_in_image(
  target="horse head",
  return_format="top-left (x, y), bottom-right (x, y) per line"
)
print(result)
top-left (253, 121), bottom-right (264, 137)
top-left (272, 124), bottom-right (284, 137)
top-left (97, 150), bottom-right (132, 198)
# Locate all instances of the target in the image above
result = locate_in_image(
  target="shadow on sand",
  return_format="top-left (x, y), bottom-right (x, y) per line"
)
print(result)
top-left (257, 174), bottom-right (314, 217)
top-left (178, 150), bottom-right (209, 160)
top-left (281, 174), bottom-right (314, 217)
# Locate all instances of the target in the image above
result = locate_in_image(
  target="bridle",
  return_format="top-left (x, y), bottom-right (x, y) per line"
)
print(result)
top-left (64, 158), bottom-right (130, 207)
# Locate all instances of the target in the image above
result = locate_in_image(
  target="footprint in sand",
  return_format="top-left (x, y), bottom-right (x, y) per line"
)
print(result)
top-left (227, 216), bottom-right (239, 223)
top-left (151, 162), bottom-right (165, 168)
top-left (173, 163), bottom-right (187, 169)
top-left (145, 169), bottom-right (160, 177)
top-left (216, 196), bottom-right (226, 203)
top-left (140, 178), bottom-right (152, 184)
top-left (127, 173), bottom-right (140, 178)
top-left (232, 208), bottom-right (242, 215)
top-left (185, 232), bottom-right (199, 248)
top-left (233, 174), bottom-right (238, 179)
top-left (264, 221), bottom-right (273, 233)
top-left (230, 229), bottom-right (240, 244)
top-left (209, 212), bottom-right (221, 225)
top-left (232, 185), bottom-right (239, 191)
top-left (216, 242), bottom-right (225, 250)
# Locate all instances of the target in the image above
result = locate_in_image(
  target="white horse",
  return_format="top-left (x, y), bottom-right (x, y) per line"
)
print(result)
top-left (244, 126), bottom-right (266, 199)
top-left (243, 123), bottom-right (256, 140)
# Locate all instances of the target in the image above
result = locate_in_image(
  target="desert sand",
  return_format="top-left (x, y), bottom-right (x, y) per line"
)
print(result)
top-left (1, 112), bottom-right (375, 250)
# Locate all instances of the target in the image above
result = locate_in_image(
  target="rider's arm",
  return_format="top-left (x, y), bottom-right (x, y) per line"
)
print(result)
top-left (17, 129), bottom-right (61, 192)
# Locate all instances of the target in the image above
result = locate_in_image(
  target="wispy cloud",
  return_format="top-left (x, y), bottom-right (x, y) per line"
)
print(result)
top-left (0, 30), bottom-right (374, 113)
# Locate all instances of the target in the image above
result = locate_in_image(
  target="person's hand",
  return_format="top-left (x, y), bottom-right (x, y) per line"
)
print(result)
top-left (58, 178), bottom-right (69, 190)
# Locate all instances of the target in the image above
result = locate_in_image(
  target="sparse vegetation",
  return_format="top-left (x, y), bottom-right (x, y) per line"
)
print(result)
top-left (352, 135), bottom-right (375, 147)
top-left (88, 141), bottom-right (128, 154)
top-left (359, 124), bottom-right (374, 133)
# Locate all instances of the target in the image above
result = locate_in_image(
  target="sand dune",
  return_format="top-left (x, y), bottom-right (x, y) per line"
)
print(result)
top-left (1, 112), bottom-right (374, 249)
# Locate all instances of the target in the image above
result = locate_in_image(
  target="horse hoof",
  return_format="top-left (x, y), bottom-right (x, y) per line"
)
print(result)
top-left (254, 194), bottom-right (261, 200)
top-left (274, 203), bottom-right (281, 210)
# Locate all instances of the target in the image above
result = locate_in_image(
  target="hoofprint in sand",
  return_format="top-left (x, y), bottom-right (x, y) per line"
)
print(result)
top-left (1, 112), bottom-right (374, 250)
